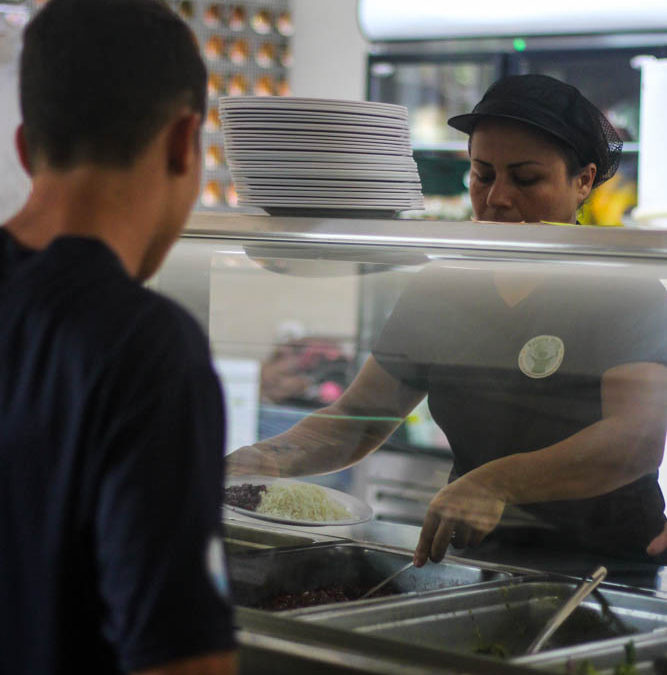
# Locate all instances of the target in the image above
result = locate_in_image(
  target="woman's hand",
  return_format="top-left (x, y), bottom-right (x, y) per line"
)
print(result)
top-left (414, 474), bottom-right (506, 567)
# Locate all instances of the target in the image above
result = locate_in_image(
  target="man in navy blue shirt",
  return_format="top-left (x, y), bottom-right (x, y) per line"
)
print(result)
top-left (0, 1), bottom-right (236, 673)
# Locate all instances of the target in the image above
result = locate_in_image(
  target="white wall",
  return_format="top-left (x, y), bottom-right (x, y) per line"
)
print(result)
top-left (289, 0), bottom-right (369, 101)
top-left (0, 16), bottom-right (30, 223)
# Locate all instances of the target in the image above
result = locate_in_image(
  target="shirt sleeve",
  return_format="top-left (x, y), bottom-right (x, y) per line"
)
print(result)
top-left (590, 276), bottom-right (667, 373)
top-left (85, 301), bottom-right (235, 672)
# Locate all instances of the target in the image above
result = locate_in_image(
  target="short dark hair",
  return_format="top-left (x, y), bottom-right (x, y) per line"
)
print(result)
top-left (449, 74), bottom-right (623, 188)
top-left (20, 0), bottom-right (207, 169)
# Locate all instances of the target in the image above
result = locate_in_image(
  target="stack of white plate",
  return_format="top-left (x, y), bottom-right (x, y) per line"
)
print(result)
top-left (218, 96), bottom-right (424, 216)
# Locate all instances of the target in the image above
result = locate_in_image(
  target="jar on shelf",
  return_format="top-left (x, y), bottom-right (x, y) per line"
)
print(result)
top-left (251, 9), bottom-right (273, 34)
top-left (201, 180), bottom-right (223, 207)
top-left (276, 10), bottom-right (294, 37)
top-left (276, 78), bottom-right (291, 97)
top-left (203, 3), bottom-right (223, 27)
top-left (204, 35), bottom-right (225, 61)
top-left (255, 42), bottom-right (276, 68)
top-left (207, 73), bottom-right (225, 99)
top-left (228, 38), bottom-right (249, 65)
top-left (254, 75), bottom-right (275, 97)
top-left (228, 74), bottom-right (249, 96)
top-left (176, 0), bottom-right (194, 20)
top-left (279, 45), bottom-right (293, 68)
top-left (205, 144), bottom-right (224, 170)
top-left (228, 5), bottom-right (246, 31)
top-left (225, 183), bottom-right (239, 208)
top-left (204, 108), bottom-right (222, 133)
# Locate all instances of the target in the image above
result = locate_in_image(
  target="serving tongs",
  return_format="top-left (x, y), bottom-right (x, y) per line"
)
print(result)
top-left (525, 565), bottom-right (608, 655)
top-left (359, 561), bottom-right (414, 600)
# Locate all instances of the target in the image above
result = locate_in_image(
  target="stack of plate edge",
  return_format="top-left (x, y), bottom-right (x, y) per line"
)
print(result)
top-left (219, 97), bottom-right (425, 213)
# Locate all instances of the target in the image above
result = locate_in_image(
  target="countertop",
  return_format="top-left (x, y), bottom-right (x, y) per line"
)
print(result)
top-left (224, 509), bottom-right (667, 594)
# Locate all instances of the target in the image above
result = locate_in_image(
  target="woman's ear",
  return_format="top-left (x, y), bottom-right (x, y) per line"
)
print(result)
top-left (15, 125), bottom-right (33, 176)
top-left (576, 162), bottom-right (597, 205)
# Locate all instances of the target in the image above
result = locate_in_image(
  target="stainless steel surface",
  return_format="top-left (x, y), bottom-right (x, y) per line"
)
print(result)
top-left (526, 565), bottom-right (608, 655)
top-left (227, 541), bottom-right (511, 611)
top-left (359, 561), bottom-right (415, 599)
top-left (355, 450), bottom-right (452, 527)
top-left (223, 518), bottom-right (667, 672)
top-left (186, 212), bottom-right (667, 261)
top-left (298, 579), bottom-right (667, 658)
top-left (513, 629), bottom-right (667, 674)
top-left (223, 522), bottom-right (321, 554)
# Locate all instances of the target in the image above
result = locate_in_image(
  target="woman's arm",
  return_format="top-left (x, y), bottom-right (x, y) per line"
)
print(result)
top-left (415, 361), bottom-right (667, 565)
top-left (226, 355), bottom-right (426, 477)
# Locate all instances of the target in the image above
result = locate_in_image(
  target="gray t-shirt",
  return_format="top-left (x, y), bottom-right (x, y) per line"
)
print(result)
top-left (373, 263), bottom-right (667, 559)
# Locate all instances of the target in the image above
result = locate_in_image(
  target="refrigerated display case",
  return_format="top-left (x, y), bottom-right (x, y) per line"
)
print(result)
top-left (364, 33), bottom-right (667, 225)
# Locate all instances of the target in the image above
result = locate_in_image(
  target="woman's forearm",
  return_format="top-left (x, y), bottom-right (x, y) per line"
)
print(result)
top-left (251, 405), bottom-right (403, 476)
top-left (472, 412), bottom-right (665, 505)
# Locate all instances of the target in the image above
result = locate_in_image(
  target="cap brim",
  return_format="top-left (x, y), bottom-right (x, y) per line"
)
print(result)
top-left (447, 113), bottom-right (479, 134)
top-left (447, 112), bottom-right (581, 155)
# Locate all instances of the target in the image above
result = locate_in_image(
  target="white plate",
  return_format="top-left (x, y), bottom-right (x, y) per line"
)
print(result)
top-left (228, 162), bottom-right (418, 172)
top-left (233, 179), bottom-right (422, 188)
top-left (224, 476), bottom-right (373, 526)
top-left (220, 113), bottom-right (409, 127)
top-left (239, 200), bottom-right (422, 207)
top-left (226, 150), bottom-right (412, 161)
top-left (219, 96), bottom-right (408, 117)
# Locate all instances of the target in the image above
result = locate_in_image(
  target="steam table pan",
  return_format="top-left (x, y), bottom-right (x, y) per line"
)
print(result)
top-left (295, 577), bottom-right (667, 660)
top-left (228, 542), bottom-right (512, 610)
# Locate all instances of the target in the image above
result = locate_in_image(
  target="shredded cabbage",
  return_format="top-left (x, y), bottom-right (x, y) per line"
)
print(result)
top-left (256, 483), bottom-right (351, 521)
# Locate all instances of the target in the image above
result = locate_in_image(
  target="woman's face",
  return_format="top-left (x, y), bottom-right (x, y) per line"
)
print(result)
top-left (468, 118), bottom-right (595, 224)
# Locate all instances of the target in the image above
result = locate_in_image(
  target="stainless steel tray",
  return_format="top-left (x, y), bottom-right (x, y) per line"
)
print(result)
top-left (223, 522), bottom-right (320, 554)
top-left (296, 578), bottom-right (667, 659)
top-left (513, 630), bottom-right (667, 674)
top-left (228, 542), bottom-right (512, 610)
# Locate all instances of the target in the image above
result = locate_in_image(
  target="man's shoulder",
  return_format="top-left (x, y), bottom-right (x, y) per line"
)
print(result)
top-left (7, 235), bottom-right (208, 368)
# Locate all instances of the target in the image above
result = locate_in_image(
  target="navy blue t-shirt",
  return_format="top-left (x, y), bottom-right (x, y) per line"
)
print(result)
top-left (0, 230), bottom-right (235, 674)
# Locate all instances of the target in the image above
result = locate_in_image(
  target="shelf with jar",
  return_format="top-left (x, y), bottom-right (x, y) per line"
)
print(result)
top-left (168, 0), bottom-right (293, 212)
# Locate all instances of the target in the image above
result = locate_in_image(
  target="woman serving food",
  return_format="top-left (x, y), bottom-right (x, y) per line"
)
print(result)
top-left (227, 74), bottom-right (667, 566)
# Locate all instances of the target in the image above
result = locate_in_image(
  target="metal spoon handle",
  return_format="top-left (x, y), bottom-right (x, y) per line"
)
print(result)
top-left (360, 561), bottom-right (414, 600)
top-left (525, 565), bottom-right (608, 655)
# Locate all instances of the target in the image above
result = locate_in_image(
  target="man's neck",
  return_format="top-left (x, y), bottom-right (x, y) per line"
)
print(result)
top-left (4, 163), bottom-right (163, 279)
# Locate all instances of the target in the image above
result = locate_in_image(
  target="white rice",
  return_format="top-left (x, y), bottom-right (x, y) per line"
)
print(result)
top-left (256, 482), bottom-right (351, 521)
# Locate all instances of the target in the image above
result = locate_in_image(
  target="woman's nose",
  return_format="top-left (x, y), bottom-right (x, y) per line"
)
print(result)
top-left (486, 177), bottom-right (514, 208)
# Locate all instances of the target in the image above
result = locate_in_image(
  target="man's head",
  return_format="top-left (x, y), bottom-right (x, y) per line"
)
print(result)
top-left (19, 0), bottom-right (206, 172)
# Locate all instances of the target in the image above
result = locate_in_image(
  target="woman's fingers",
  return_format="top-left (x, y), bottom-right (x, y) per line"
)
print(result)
top-left (430, 519), bottom-right (456, 562)
top-left (414, 509), bottom-right (442, 566)
top-left (451, 523), bottom-right (473, 550)
top-left (414, 476), bottom-right (506, 566)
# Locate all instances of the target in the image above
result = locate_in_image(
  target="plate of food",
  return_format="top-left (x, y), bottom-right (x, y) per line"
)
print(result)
top-left (223, 476), bottom-right (373, 526)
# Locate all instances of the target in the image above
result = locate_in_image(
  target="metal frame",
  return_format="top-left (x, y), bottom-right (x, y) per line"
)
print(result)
top-left (184, 212), bottom-right (667, 262)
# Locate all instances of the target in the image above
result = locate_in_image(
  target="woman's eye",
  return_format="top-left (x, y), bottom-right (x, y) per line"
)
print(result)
top-left (513, 175), bottom-right (540, 187)
top-left (473, 172), bottom-right (494, 184)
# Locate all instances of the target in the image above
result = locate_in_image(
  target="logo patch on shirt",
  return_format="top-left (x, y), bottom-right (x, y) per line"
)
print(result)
top-left (518, 335), bottom-right (565, 379)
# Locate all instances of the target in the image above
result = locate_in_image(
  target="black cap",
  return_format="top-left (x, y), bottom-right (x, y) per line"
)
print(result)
top-left (448, 74), bottom-right (622, 187)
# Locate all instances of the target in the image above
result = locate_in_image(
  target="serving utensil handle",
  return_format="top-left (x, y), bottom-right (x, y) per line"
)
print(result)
top-left (525, 565), bottom-right (608, 655)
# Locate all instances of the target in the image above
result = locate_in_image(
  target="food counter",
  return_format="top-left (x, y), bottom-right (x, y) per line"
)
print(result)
top-left (224, 514), bottom-right (667, 674)
top-left (154, 213), bottom-right (667, 673)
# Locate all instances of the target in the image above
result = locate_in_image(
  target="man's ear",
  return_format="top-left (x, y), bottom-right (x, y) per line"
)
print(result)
top-left (15, 124), bottom-right (33, 176)
top-left (166, 112), bottom-right (202, 175)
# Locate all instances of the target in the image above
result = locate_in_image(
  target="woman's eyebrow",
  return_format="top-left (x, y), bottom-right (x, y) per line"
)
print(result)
top-left (472, 158), bottom-right (545, 168)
